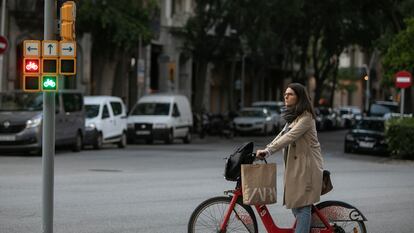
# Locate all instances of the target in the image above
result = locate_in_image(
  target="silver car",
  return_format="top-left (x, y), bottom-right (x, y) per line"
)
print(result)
top-left (252, 101), bottom-right (285, 131)
top-left (233, 107), bottom-right (276, 135)
top-left (0, 91), bottom-right (85, 154)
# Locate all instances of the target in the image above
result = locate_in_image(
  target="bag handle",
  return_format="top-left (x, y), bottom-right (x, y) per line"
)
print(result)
top-left (252, 153), bottom-right (268, 164)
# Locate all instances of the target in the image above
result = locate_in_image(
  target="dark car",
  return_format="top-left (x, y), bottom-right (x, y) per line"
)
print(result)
top-left (344, 117), bottom-right (387, 155)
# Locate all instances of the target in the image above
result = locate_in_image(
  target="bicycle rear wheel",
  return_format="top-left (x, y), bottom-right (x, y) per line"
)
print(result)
top-left (312, 201), bottom-right (367, 233)
top-left (188, 196), bottom-right (258, 233)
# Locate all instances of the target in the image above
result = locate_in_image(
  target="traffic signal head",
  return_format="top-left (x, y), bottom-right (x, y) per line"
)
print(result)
top-left (42, 58), bottom-right (58, 74)
top-left (41, 75), bottom-right (58, 91)
top-left (61, 1), bottom-right (76, 21)
top-left (60, 21), bottom-right (75, 41)
top-left (59, 58), bottom-right (76, 75)
top-left (23, 75), bottom-right (40, 92)
top-left (23, 58), bottom-right (40, 74)
top-left (60, 1), bottom-right (76, 41)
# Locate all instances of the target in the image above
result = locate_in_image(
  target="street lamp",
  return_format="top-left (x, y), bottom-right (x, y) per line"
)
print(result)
top-left (362, 64), bottom-right (370, 113)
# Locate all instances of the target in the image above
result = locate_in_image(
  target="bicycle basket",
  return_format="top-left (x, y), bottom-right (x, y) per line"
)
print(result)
top-left (224, 142), bottom-right (255, 181)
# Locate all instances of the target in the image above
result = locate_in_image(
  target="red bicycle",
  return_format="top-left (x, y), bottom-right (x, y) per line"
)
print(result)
top-left (188, 153), bottom-right (367, 233)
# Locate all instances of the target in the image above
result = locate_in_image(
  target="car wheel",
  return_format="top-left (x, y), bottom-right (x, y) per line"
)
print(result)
top-left (93, 133), bottom-right (103, 150)
top-left (72, 132), bottom-right (82, 152)
top-left (165, 130), bottom-right (174, 144)
top-left (117, 132), bottom-right (127, 148)
top-left (183, 129), bottom-right (191, 144)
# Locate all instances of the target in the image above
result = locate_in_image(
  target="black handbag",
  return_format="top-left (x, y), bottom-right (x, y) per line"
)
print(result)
top-left (224, 142), bottom-right (255, 181)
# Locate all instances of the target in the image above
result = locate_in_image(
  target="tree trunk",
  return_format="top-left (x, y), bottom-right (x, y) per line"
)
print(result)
top-left (97, 50), bottom-right (120, 95)
top-left (329, 63), bottom-right (339, 107)
top-left (193, 59), bottom-right (208, 113)
top-left (112, 51), bottom-right (128, 98)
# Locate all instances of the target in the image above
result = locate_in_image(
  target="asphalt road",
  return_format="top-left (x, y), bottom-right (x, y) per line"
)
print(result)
top-left (0, 130), bottom-right (413, 233)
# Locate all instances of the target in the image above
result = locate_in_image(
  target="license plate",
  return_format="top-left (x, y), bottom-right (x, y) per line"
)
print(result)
top-left (0, 135), bottom-right (16, 141)
top-left (359, 141), bottom-right (374, 148)
top-left (136, 130), bottom-right (150, 135)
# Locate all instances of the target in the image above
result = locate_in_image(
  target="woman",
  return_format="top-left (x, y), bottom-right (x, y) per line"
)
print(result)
top-left (256, 83), bottom-right (324, 233)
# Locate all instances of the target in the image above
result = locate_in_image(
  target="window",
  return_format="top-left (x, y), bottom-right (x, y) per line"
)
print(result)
top-left (172, 103), bottom-right (180, 117)
top-left (62, 93), bottom-right (82, 113)
top-left (102, 105), bottom-right (110, 119)
top-left (131, 103), bottom-right (170, 116)
top-left (85, 104), bottom-right (100, 118)
top-left (110, 102), bottom-right (123, 116)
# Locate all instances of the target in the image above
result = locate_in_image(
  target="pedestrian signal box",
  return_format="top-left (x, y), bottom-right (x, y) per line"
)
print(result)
top-left (23, 58), bottom-right (40, 74)
top-left (42, 58), bottom-right (58, 74)
top-left (23, 75), bottom-right (40, 92)
top-left (42, 75), bottom-right (58, 91)
top-left (59, 58), bottom-right (76, 75)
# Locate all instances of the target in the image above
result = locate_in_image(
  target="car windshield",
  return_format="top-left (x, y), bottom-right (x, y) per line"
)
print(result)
top-left (131, 102), bottom-right (170, 116)
top-left (239, 110), bottom-right (266, 118)
top-left (85, 104), bottom-right (100, 118)
top-left (340, 109), bottom-right (350, 115)
top-left (356, 120), bottom-right (384, 131)
top-left (370, 104), bottom-right (398, 116)
top-left (0, 92), bottom-right (43, 111)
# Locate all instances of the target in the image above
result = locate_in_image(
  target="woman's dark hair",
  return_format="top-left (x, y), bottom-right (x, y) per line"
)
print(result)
top-left (287, 83), bottom-right (316, 119)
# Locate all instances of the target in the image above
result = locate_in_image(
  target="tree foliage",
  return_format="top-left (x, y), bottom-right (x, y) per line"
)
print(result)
top-left (77, 0), bottom-right (158, 51)
top-left (382, 18), bottom-right (414, 86)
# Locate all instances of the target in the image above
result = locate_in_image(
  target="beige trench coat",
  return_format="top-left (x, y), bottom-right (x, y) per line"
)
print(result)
top-left (266, 111), bottom-right (323, 209)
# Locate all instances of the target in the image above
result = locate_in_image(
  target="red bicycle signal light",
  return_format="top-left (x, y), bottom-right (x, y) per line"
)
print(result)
top-left (23, 58), bottom-right (40, 74)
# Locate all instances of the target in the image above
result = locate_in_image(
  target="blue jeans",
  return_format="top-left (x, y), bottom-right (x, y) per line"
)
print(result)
top-left (292, 205), bottom-right (311, 233)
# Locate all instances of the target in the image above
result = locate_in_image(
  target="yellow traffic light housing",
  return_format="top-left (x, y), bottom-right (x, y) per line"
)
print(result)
top-left (59, 58), bottom-right (76, 75)
top-left (42, 58), bottom-right (58, 75)
top-left (60, 1), bottom-right (76, 41)
top-left (23, 75), bottom-right (41, 92)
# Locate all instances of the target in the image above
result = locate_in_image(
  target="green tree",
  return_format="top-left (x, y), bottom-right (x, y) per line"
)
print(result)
top-left (77, 0), bottom-right (158, 95)
top-left (382, 18), bottom-right (414, 85)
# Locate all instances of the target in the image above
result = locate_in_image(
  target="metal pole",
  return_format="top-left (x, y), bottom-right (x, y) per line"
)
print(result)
top-left (363, 64), bottom-right (370, 113)
top-left (0, 0), bottom-right (7, 92)
top-left (400, 88), bottom-right (405, 117)
top-left (43, 0), bottom-right (56, 232)
top-left (241, 54), bottom-right (245, 108)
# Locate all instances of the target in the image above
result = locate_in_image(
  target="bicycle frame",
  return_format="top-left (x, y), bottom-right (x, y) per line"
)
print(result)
top-left (220, 187), bottom-right (334, 233)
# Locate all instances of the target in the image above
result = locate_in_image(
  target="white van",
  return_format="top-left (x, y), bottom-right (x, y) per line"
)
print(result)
top-left (83, 96), bottom-right (127, 149)
top-left (127, 94), bottom-right (193, 144)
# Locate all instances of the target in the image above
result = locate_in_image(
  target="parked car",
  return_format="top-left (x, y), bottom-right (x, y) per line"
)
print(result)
top-left (369, 101), bottom-right (399, 117)
top-left (0, 90), bottom-right (85, 154)
top-left (337, 106), bottom-right (362, 128)
top-left (83, 96), bottom-right (127, 149)
top-left (252, 101), bottom-right (285, 131)
top-left (233, 107), bottom-right (275, 135)
top-left (344, 117), bottom-right (387, 154)
top-left (127, 94), bottom-right (193, 144)
top-left (315, 107), bottom-right (340, 130)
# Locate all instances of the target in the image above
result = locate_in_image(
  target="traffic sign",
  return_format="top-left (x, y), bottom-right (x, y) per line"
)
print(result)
top-left (59, 41), bottom-right (76, 57)
top-left (42, 40), bottom-right (58, 57)
top-left (0, 36), bottom-right (8, 54)
top-left (23, 40), bottom-right (41, 57)
top-left (395, 71), bottom-right (412, 89)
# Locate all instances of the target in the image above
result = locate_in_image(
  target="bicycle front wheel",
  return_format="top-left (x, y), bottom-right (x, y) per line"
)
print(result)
top-left (188, 196), bottom-right (258, 233)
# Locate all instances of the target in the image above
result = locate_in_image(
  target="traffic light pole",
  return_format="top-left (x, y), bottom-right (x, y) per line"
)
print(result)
top-left (43, 0), bottom-right (56, 232)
